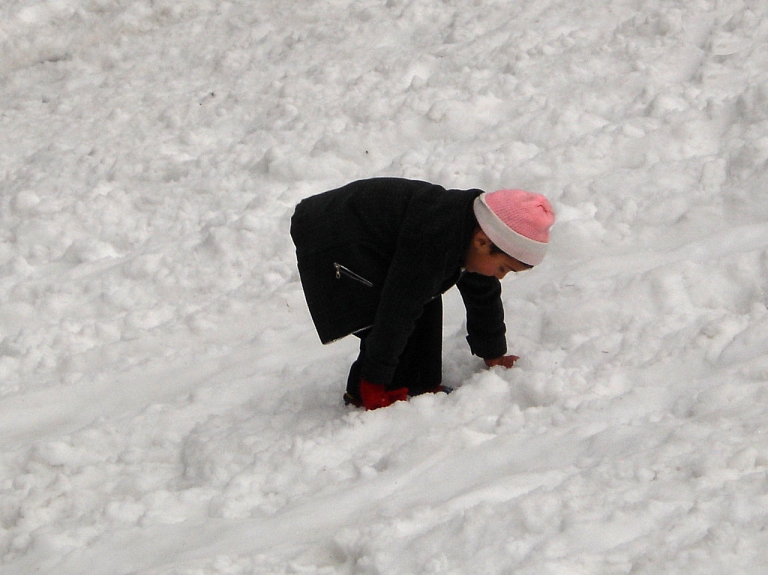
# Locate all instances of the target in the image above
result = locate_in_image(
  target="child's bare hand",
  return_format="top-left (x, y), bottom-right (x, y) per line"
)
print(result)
top-left (484, 355), bottom-right (519, 368)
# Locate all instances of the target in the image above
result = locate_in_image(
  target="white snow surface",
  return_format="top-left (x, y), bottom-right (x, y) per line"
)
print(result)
top-left (2, 0), bottom-right (768, 573)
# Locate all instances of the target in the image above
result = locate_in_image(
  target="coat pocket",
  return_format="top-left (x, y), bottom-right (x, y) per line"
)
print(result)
top-left (295, 245), bottom-right (384, 344)
top-left (334, 262), bottom-right (374, 287)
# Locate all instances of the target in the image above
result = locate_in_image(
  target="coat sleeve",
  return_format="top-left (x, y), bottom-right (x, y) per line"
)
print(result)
top-left (358, 195), bottom-right (456, 386)
top-left (456, 272), bottom-right (508, 359)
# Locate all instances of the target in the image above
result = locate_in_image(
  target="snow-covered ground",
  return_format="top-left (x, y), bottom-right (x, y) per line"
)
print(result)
top-left (2, 0), bottom-right (768, 573)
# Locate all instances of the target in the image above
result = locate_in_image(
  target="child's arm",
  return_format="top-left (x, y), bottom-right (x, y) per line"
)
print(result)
top-left (456, 272), bottom-right (509, 361)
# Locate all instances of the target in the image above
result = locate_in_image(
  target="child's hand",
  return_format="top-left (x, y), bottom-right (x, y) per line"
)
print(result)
top-left (484, 355), bottom-right (519, 368)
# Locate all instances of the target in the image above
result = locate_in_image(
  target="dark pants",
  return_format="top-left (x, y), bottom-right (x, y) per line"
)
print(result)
top-left (346, 297), bottom-right (443, 398)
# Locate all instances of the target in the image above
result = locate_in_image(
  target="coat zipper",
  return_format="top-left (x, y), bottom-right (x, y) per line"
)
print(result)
top-left (333, 262), bottom-right (374, 287)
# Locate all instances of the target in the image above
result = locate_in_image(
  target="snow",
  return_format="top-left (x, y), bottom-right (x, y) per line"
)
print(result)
top-left (1, 0), bottom-right (768, 573)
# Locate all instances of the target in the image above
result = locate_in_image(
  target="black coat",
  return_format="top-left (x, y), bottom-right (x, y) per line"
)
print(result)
top-left (290, 178), bottom-right (507, 385)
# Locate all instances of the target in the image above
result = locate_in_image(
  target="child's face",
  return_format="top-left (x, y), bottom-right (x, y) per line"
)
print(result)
top-left (464, 229), bottom-right (533, 279)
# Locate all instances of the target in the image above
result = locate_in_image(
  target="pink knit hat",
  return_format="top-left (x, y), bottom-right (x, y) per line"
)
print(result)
top-left (473, 189), bottom-right (555, 266)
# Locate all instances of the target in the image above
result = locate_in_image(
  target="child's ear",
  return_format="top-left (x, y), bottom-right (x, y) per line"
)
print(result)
top-left (473, 228), bottom-right (492, 249)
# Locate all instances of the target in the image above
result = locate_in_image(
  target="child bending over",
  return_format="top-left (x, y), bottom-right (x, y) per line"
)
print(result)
top-left (290, 178), bottom-right (555, 410)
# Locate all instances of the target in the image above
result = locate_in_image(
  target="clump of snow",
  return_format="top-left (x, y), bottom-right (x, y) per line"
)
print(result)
top-left (1, 0), bottom-right (768, 573)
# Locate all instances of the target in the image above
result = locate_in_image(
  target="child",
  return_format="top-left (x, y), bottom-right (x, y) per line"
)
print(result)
top-left (290, 178), bottom-right (555, 410)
